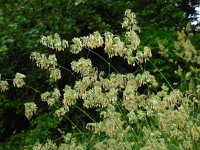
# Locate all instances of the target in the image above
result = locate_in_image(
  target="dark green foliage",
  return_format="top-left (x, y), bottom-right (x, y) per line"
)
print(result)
top-left (0, 0), bottom-right (199, 149)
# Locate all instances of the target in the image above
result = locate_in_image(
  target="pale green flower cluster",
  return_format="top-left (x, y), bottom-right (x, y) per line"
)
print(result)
top-left (125, 30), bottom-right (140, 51)
top-left (104, 32), bottom-right (125, 58)
top-left (174, 30), bottom-right (200, 63)
top-left (31, 52), bottom-right (61, 81)
top-left (101, 73), bottom-right (126, 90)
top-left (86, 105), bottom-right (124, 137)
top-left (71, 58), bottom-right (95, 77)
top-left (157, 105), bottom-right (200, 149)
top-left (141, 128), bottom-right (167, 150)
top-left (41, 88), bottom-right (61, 106)
top-left (63, 85), bottom-right (78, 108)
top-left (159, 27), bottom-right (200, 65)
top-left (24, 102), bottom-right (37, 120)
top-left (33, 139), bottom-right (57, 150)
top-left (94, 138), bottom-right (132, 150)
top-left (13, 73), bottom-right (26, 88)
top-left (146, 88), bottom-right (182, 113)
top-left (162, 89), bottom-right (182, 108)
top-left (87, 105), bottom-right (133, 150)
top-left (30, 52), bottom-right (57, 69)
top-left (122, 9), bottom-right (140, 31)
top-left (40, 33), bottom-right (68, 51)
top-left (70, 31), bottom-right (104, 54)
top-left (0, 75), bottom-right (9, 92)
top-left (135, 71), bottom-right (158, 87)
top-left (103, 32), bottom-right (151, 65)
top-left (81, 31), bottom-right (104, 49)
top-left (33, 133), bottom-right (87, 150)
top-left (59, 133), bottom-right (87, 150)
top-left (144, 46), bottom-right (152, 58)
top-left (49, 68), bottom-right (61, 81)
top-left (74, 76), bottom-right (94, 95)
top-left (71, 31), bottom-right (103, 54)
top-left (122, 71), bottom-right (157, 114)
top-left (83, 83), bottom-right (118, 108)
top-left (0, 73), bottom-right (26, 92)
top-left (122, 9), bottom-right (140, 52)
top-left (158, 43), bottom-right (169, 58)
top-left (54, 107), bottom-right (68, 118)
top-left (70, 38), bottom-right (83, 54)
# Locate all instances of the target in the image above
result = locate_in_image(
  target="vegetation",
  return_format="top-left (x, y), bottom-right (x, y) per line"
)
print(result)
top-left (0, 0), bottom-right (200, 149)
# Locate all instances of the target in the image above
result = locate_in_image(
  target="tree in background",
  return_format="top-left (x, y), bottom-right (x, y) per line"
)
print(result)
top-left (0, 0), bottom-right (199, 149)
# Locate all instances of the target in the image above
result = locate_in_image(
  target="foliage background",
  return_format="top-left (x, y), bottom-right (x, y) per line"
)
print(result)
top-left (0, 0), bottom-right (200, 149)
